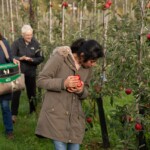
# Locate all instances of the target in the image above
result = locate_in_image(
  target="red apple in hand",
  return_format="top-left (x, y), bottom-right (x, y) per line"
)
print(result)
top-left (75, 75), bottom-right (82, 87)
top-left (77, 81), bottom-right (83, 87)
top-left (135, 123), bottom-right (142, 131)
top-left (75, 75), bottom-right (80, 80)
top-left (125, 88), bottom-right (132, 95)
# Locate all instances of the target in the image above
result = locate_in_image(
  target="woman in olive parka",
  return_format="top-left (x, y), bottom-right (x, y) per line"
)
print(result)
top-left (35, 38), bottom-right (104, 150)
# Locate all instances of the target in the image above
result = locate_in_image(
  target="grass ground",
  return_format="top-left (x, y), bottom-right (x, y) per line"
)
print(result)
top-left (0, 91), bottom-right (134, 150)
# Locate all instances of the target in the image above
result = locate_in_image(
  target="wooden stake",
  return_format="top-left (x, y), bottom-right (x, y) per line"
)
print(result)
top-left (97, 7), bottom-right (110, 149)
top-left (72, 2), bottom-right (75, 21)
top-left (1, 0), bottom-right (6, 37)
top-left (10, 0), bottom-right (14, 42)
top-left (79, 0), bottom-right (83, 37)
top-left (125, 0), bottom-right (128, 14)
top-left (94, 0), bottom-right (97, 17)
top-left (49, 1), bottom-right (52, 43)
top-left (15, 0), bottom-right (19, 21)
top-left (2, 0), bottom-right (4, 20)
top-left (62, 3), bottom-right (65, 43)
top-left (102, 10), bottom-right (108, 84)
top-left (6, 0), bottom-right (9, 14)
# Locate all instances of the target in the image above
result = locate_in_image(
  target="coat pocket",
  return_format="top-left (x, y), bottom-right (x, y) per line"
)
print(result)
top-left (45, 104), bottom-right (69, 136)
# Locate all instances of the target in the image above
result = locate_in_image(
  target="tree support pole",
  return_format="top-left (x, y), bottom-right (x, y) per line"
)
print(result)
top-left (97, 97), bottom-right (110, 148)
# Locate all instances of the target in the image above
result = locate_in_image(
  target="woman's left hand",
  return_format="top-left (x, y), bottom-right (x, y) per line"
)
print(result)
top-left (13, 58), bottom-right (20, 67)
top-left (67, 81), bottom-right (84, 94)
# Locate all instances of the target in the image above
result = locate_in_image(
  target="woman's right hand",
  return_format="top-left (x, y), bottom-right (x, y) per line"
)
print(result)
top-left (64, 76), bottom-right (79, 89)
top-left (19, 56), bottom-right (33, 62)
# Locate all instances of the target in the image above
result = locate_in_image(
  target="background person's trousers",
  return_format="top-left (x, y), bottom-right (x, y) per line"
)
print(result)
top-left (11, 75), bottom-right (36, 115)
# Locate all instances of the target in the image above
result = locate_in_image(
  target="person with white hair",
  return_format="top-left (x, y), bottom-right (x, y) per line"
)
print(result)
top-left (11, 24), bottom-right (44, 123)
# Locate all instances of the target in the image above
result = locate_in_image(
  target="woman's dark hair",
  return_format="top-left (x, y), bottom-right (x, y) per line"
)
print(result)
top-left (71, 38), bottom-right (104, 62)
top-left (0, 33), bottom-right (3, 40)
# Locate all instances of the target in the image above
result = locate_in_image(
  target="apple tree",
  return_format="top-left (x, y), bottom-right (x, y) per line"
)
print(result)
top-left (89, 0), bottom-right (150, 149)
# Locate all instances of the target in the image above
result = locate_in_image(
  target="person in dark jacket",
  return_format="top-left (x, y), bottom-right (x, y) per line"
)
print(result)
top-left (0, 33), bottom-right (19, 139)
top-left (11, 25), bottom-right (44, 122)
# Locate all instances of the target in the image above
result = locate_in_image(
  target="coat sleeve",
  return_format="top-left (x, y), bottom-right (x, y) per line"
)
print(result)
top-left (31, 42), bottom-right (44, 65)
top-left (37, 53), bottom-right (65, 92)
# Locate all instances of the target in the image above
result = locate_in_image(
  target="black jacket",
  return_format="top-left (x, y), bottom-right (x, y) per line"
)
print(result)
top-left (12, 37), bottom-right (44, 77)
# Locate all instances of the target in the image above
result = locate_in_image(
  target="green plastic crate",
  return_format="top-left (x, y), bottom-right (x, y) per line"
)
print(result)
top-left (0, 63), bottom-right (21, 83)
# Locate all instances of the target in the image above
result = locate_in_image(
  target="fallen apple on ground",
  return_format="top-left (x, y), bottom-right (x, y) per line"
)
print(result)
top-left (125, 88), bottom-right (132, 95)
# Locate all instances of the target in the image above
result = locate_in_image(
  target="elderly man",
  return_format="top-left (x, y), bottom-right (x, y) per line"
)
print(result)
top-left (11, 25), bottom-right (44, 122)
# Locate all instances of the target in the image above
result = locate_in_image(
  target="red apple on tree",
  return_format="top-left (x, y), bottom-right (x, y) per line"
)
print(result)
top-left (86, 117), bottom-right (92, 123)
top-left (128, 116), bottom-right (132, 122)
top-left (103, 0), bottom-right (112, 9)
top-left (147, 33), bottom-right (150, 40)
top-left (125, 88), bottom-right (132, 95)
top-left (135, 123), bottom-right (142, 131)
top-left (104, 3), bottom-right (110, 9)
top-left (62, 2), bottom-right (68, 9)
top-left (107, 0), bottom-right (112, 6)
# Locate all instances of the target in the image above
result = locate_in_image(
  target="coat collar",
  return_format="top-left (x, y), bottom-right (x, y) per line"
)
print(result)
top-left (52, 46), bottom-right (81, 73)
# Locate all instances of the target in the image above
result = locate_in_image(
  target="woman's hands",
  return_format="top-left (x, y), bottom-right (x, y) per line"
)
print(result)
top-left (64, 75), bottom-right (84, 93)
top-left (19, 56), bottom-right (33, 62)
top-left (13, 58), bottom-right (20, 66)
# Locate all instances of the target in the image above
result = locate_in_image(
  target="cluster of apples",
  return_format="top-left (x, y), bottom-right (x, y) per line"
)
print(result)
top-left (122, 116), bottom-right (142, 131)
top-left (104, 0), bottom-right (112, 9)
top-left (62, 2), bottom-right (68, 9)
